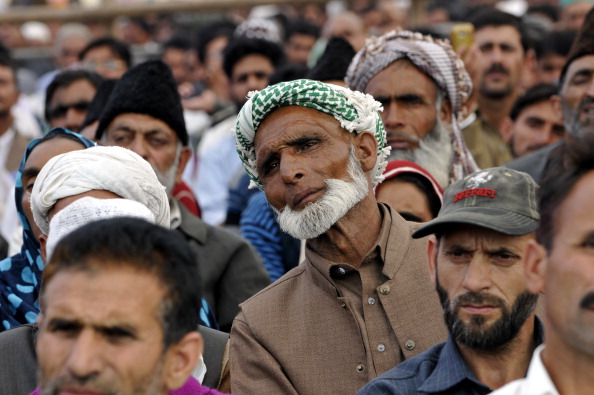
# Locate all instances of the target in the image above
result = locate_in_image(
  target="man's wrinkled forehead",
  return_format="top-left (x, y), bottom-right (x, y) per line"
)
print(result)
top-left (254, 105), bottom-right (346, 151)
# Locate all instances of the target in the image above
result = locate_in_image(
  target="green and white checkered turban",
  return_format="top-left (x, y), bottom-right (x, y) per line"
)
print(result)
top-left (235, 79), bottom-right (390, 189)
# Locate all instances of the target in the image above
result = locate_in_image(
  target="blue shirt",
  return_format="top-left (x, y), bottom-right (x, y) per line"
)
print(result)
top-left (240, 191), bottom-right (300, 282)
top-left (357, 318), bottom-right (544, 395)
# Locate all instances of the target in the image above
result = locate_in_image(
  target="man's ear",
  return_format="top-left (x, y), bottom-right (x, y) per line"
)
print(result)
top-left (427, 235), bottom-right (438, 286)
top-left (524, 239), bottom-right (547, 295)
top-left (500, 116), bottom-right (514, 145)
top-left (39, 234), bottom-right (48, 263)
top-left (439, 98), bottom-right (452, 124)
top-left (175, 146), bottom-right (193, 183)
top-left (163, 331), bottom-right (203, 391)
top-left (354, 131), bottom-right (378, 173)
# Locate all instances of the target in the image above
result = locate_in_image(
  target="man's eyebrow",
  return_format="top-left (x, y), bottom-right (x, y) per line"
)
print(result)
top-left (95, 323), bottom-right (139, 338)
top-left (21, 168), bottom-right (39, 182)
top-left (46, 317), bottom-right (82, 331)
top-left (257, 136), bottom-right (319, 173)
top-left (286, 136), bottom-right (318, 147)
top-left (110, 124), bottom-right (135, 133)
top-left (485, 246), bottom-right (519, 256)
top-left (525, 116), bottom-right (545, 124)
top-left (571, 68), bottom-right (594, 80)
top-left (442, 243), bottom-right (471, 253)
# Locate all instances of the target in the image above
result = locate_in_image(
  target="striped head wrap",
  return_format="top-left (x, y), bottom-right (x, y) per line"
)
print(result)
top-left (346, 30), bottom-right (479, 182)
top-left (235, 79), bottom-right (390, 189)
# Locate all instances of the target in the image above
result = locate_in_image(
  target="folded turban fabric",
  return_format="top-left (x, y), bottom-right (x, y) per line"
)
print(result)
top-left (45, 196), bottom-right (156, 260)
top-left (346, 30), bottom-right (479, 183)
top-left (235, 78), bottom-right (391, 189)
top-left (31, 145), bottom-right (170, 234)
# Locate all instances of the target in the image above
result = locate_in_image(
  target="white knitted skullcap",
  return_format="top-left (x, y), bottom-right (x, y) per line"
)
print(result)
top-left (45, 196), bottom-right (156, 260)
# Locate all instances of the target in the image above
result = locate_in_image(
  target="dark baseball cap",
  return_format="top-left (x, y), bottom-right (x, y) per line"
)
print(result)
top-left (412, 167), bottom-right (539, 238)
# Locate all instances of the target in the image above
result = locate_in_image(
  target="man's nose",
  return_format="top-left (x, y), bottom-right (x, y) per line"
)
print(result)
top-left (246, 74), bottom-right (265, 91)
top-left (65, 330), bottom-right (103, 380)
top-left (586, 78), bottom-right (594, 97)
top-left (64, 108), bottom-right (85, 132)
top-left (128, 137), bottom-right (149, 161)
top-left (279, 154), bottom-right (305, 185)
top-left (462, 257), bottom-right (492, 293)
top-left (537, 127), bottom-right (558, 145)
top-left (382, 100), bottom-right (405, 129)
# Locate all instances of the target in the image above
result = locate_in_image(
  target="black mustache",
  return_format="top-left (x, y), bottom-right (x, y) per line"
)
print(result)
top-left (454, 292), bottom-right (505, 309)
top-left (578, 97), bottom-right (594, 111)
top-left (580, 292), bottom-right (594, 309)
top-left (485, 64), bottom-right (509, 75)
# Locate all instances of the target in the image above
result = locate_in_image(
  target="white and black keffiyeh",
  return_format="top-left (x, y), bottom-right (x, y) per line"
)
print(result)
top-left (235, 79), bottom-right (391, 189)
top-left (346, 30), bottom-right (479, 183)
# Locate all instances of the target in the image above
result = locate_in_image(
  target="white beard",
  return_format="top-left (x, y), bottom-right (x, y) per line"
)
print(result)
top-left (388, 117), bottom-right (453, 188)
top-left (275, 147), bottom-right (369, 240)
top-left (152, 146), bottom-right (181, 198)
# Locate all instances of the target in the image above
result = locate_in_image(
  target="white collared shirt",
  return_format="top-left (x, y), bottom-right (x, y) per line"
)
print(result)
top-left (490, 345), bottom-right (559, 395)
top-left (192, 355), bottom-right (207, 383)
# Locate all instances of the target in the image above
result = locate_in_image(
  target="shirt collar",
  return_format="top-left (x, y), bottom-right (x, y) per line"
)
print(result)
top-left (419, 316), bottom-right (545, 393)
top-left (522, 345), bottom-right (559, 395)
top-left (305, 203), bottom-right (389, 283)
top-left (191, 355), bottom-right (207, 384)
top-left (169, 198), bottom-right (182, 230)
top-left (418, 335), bottom-right (490, 393)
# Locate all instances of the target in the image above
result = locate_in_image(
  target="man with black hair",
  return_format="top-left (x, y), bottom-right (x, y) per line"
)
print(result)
top-left (0, 50), bottom-right (39, 224)
top-left (96, 59), bottom-right (269, 332)
top-left (500, 83), bottom-right (565, 158)
top-left (162, 35), bottom-right (193, 85)
top-left (284, 19), bottom-right (320, 65)
top-left (533, 30), bottom-right (576, 86)
top-left (506, 8), bottom-right (594, 183)
top-left (493, 138), bottom-right (594, 394)
top-left (307, 36), bottom-right (355, 86)
top-left (35, 217), bottom-right (227, 394)
top-left (79, 37), bottom-right (131, 79)
top-left (44, 69), bottom-right (103, 133)
top-left (461, 8), bottom-right (529, 167)
top-left (195, 36), bottom-right (285, 226)
top-left (189, 20), bottom-right (236, 118)
top-left (358, 167), bottom-right (543, 394)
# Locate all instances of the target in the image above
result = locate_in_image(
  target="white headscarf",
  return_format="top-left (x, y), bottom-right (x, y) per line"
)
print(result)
top-left (45, 196), bottom-right (156, 260)
top-left (31, 146), bottom-right (170, 234)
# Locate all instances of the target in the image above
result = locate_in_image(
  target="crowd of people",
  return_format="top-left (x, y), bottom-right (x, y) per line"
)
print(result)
top-left (0, 0), bottom-right (594, 394)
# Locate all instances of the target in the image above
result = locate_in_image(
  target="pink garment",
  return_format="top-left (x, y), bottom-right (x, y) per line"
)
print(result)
top-left (30, 376), bottom-right (230, 395)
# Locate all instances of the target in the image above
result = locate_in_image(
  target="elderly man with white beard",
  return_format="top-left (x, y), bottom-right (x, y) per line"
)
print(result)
top-left (94, 60), bottom-right (270, 333)
top-left (346, 30), bottom-right (478, 189)
top-left (229, 79), bottom-right (447, 395)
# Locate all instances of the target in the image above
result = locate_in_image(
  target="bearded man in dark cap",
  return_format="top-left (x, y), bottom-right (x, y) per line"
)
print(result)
top-left (95, 60), bottom-right (270, 332)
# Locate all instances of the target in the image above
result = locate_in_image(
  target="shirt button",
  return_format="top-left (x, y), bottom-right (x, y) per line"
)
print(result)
top-left (356, 364), bottom-right (365, 372)
top-left (377, 344), bottom-right (385, 352)
top-left (341, 302), bottom-right (347, 309)
top-left (368, 297), bottom-right (375, 305)
top-left (379, 285), bottom-right (391, 295)
top-left (337, 267), bottom-right (346, 275)
top-left (405, 340), bottom-right (416, 350)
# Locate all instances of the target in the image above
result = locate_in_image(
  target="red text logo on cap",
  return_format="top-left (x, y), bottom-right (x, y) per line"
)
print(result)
top-left (453, 188), bottom-right (496, 203)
